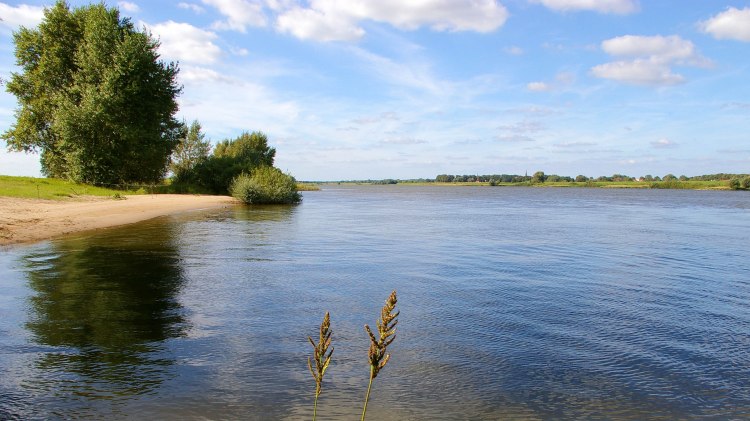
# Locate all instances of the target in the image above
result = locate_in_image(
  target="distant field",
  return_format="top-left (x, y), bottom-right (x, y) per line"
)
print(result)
top-left (0, 175), bottom-right (145, 200)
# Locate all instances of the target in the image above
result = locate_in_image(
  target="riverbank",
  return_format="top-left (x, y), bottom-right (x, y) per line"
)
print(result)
top-left (0, 194), bottom-right (237, 246)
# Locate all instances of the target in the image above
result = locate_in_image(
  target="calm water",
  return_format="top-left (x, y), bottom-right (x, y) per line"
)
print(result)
top-left (1, 186), bottom-right (749, 420)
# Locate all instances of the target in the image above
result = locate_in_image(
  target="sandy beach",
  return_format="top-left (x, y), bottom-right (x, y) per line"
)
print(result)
top-left (0, 194), bottom-right (238, 246)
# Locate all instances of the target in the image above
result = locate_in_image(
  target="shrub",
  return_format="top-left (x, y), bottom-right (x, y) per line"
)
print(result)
top-left (230, 166), bottom-right (301, 204)
top-left (729, 178), bottom-right (741, 190)
top-left (742, 177), bottom-right (750, 190)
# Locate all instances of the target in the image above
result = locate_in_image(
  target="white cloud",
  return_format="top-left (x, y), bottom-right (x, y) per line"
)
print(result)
top-left (117, 1), bottom-right (140, 13)
top-left (0, 3), bottom-right (44, 29)
top-left (178, 2), bottom-right (206, 13)
top-left (276, 0), bottom-right (508, 42)
top-left (601, 35), bottom-right (703, 64)
top-left (651, 138), bottom-right (678, 148)
top-left (592, 35), bottom-right (709, 86)
top-left (145, 21), bottom-right (222, 64)
top-left (202, 0), bottom-right (267, 32)
top-left (504, 46), bottom-right (524, 55)
top-left (276, 7), bottom-right (364, 41)
top-left (527, 72), bottom-right (574, 91)
top-left (700, 7), bottom-right (750, 42)
top-left (591, 59), bottom-right (684, 86)
top-left (530, 0), bottom-right (638, 14)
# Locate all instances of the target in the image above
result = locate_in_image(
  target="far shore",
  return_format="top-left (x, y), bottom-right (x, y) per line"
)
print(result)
top-left (0, 194), bottom-right (238, 247)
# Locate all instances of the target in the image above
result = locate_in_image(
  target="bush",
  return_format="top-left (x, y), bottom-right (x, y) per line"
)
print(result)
top-left (742, 177), bottom-right (750, 190)
top-left (230, 167), bottom-right (301, 204)
top-left (729, 178), bottom-right (741, 190)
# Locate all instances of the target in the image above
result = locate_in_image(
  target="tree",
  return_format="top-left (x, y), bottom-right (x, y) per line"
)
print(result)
top-left (229, 166), bottom-right (301, 204)
top-left (179, 131), bottom-right (276, 194)
top-left (532, 171), bottom-right (546, 183)
top-left (170, 120), bottom-right (210, 178)
top-left (575, 175), bottom-right (589, 182)
top-left (2, 1), bottom-right (182, 185)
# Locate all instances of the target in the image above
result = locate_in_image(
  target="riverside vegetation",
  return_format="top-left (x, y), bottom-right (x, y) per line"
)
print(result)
top-left (308, 291), bottom-right (399, 421)
top-left (1, 1), bottom-right (301, 205)
top-left (333, 172), bottom-right (750, 190)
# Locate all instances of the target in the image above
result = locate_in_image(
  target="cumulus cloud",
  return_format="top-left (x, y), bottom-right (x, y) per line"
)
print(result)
top-left (591, 35), bottom-right (710, 86)
top-left (117, 1), bottom-right (140, 13)
top-left (276, 0), bottom-right (509, 42)
top-left (530, 0), bottom-right (638, 14)
top-left (700, 7), bottom-right (750, 42)
top-left (0, 3), bottom-right (44, 29)
top-left (202, 0), bottom-right (267, 32)
top-left (145, 21), bottom-right (222, 64)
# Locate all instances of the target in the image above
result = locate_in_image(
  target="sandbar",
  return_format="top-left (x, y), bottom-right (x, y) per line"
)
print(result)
top-left (0, 194), bottom-right (238, 246)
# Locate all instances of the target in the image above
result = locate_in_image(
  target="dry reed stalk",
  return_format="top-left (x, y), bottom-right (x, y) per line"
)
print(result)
top-left (361, 290), bottom-right (399, 421)
top-left (308, 311), bottom-right (333, 421)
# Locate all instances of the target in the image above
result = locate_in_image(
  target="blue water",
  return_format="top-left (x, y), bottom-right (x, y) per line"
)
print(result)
top-left (1, 186), bottom-right (749, 419)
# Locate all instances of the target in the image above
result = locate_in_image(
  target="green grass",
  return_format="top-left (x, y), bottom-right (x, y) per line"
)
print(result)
top-left (0, 175), bottom-right (146, 200)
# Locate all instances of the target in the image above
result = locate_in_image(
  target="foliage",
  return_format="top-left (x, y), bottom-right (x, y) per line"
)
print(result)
top-left (729, 178), bottom-right (741, 190)
top-left (176, 131), bottom-right (276, 194)
top-left (2, 1), bottom-right (182, 185)
top-left (0, 175), bottom-right (144, 200)
top-left (170, 120), bottom-right (210, 178)
top-left (650, 180), bottom-right (690, 189)
top-left (743, 177), bottom-right (750, 190)
top-left (229, 166), bottom-right (301, 204)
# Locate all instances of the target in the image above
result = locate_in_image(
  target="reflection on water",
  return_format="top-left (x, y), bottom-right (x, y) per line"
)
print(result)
top-left (1, 188), bottom-right (750, 420)
top-left (6, 223), bottom-right (187, 418)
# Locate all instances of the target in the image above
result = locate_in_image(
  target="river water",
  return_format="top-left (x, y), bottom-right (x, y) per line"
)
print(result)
top-left (1, 186), bottom-right (749, 420)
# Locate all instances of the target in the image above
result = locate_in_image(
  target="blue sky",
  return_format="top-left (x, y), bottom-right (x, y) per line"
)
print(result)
top-left (1, 0), bottom-right (749, 181)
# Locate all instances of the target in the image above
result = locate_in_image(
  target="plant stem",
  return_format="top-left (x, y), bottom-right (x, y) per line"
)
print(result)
top-left (361, 367), bottom-right (374, 421)
top-left (312, 390), bottom-right (319, 421)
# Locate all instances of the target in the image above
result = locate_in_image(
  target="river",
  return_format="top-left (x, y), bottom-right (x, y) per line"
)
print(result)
top-left (1, 185), bottom-right (749, 419)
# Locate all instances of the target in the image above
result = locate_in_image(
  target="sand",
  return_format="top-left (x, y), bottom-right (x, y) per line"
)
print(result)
top-left (0, 194), bottom-right (238, 246)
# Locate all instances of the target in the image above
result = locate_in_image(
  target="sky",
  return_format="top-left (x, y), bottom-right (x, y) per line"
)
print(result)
top-left (1, 0), bottom-right (749, 181)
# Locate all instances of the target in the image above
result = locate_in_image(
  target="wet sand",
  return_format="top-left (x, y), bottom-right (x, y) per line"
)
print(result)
top-left (0, 194), bottom-right (237, 246)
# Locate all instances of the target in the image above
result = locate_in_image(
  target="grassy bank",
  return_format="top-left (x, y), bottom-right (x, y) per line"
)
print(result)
top-left (0, 175), bottom-right (148, 200)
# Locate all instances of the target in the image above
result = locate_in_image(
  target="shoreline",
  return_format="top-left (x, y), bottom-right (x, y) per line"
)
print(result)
top-left (0, 194), bottom-right (238, 247)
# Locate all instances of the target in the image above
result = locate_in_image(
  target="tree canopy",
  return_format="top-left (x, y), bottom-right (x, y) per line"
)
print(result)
top-left (170, 120), bottom-right (210, 178)
top-left (2, 1), bottom-right (182, 185)
top-left (174, 131), bottom-right (277, 194)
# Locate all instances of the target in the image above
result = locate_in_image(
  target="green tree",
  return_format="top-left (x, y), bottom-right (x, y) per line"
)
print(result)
top-left (229, 166), bottom-right (301, 204)
top-left (171, 120), bottom-right (210, 178)
top-left (532, 171), bottom-right (546, 183)
top-left (2, 1), bottom-right (181, 185)
top-left (180, 131), bottom-right (277, 194)
top-left (575, 175), bottom-right (589, 182)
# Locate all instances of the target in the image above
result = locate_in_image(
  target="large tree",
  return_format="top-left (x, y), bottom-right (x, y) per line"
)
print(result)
top-left (2, 1), bottom-right (182, 185)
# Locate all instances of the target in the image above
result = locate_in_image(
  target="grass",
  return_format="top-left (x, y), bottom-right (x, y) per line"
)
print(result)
top-left (297, 182), bottom-right (321, 191)
top-left (0, 175), bottom-right (147, 200)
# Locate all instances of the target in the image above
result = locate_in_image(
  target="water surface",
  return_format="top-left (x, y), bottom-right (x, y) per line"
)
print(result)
top-left (1, 186), bottom-right (749, 419)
